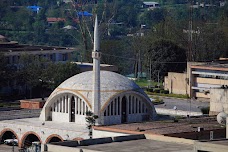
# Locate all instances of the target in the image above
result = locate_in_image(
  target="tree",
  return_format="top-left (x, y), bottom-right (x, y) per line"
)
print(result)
top-left (146, 39), bottom-right (187, 81)
top-left (42, 62), bottom-right (80, 90)
top-left (85, 111), bottom-right (98, 139)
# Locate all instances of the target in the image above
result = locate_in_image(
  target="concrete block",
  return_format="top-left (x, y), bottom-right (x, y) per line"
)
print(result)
top-left (112, 134), bottom-right (146, 142)
top-left (79, 137), bottom-right (112, 146)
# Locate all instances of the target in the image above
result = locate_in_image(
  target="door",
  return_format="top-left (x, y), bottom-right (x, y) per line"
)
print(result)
top-left (71, 97), bottom-right (75, 122)
top-left (121, 96), bottom-right (127, 123)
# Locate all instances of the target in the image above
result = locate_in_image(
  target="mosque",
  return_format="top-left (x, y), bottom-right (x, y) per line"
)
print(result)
top-left (0, 16), bottom-right (156, 149)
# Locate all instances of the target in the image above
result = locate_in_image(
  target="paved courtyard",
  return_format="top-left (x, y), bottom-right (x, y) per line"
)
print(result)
top-left (154, 97), bottom-right (209, 112)
top-left (0, 144), bottom-right (19, 152)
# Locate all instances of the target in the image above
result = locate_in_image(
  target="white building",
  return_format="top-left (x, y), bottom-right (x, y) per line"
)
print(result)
top-left (40, 16), bottom-right (156, 125)
top-left (142, 2), bottom-right (160, 10)
top-left (39, 70), bottom-right (156, 125)
top-left (0, 15), bottom-right (156, 149)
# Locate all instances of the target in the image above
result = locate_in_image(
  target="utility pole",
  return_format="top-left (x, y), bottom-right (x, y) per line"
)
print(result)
top-left (188, 0), bottom-right (193, 61)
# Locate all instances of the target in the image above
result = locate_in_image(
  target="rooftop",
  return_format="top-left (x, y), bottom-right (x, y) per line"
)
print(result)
top-left (191, 62), bottom-right (228, 71)
top-left (94, 116), bottom-right (225, 136)
top-left (0, 35), bottom-right (75, 53)
top-left (77, 139), bottom-right (192, 152)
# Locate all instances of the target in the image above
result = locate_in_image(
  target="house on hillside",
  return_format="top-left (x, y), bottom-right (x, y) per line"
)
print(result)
top-left (142, 2), bottom-right (160, 10)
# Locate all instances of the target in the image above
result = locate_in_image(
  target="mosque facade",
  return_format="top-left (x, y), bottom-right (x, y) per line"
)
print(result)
top-left (0, 16), bottom-right (156, 149)
top-left (39, 15), bottom-right (156, 125)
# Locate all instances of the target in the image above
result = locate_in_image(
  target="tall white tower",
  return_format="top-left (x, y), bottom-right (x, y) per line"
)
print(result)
top-left (92, 15), bottom-right (101, 125)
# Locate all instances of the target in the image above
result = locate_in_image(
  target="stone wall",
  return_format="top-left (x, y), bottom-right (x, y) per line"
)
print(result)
top-left (210, 89), bottom-right (228, 115)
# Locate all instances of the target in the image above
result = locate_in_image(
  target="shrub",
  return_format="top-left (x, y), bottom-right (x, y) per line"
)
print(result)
top-left (160, 90), bottom-right (169, 94)
top-left (146, 88), bottom-right (154, 92)
top-left (154, 88), bottom-right (161, 93)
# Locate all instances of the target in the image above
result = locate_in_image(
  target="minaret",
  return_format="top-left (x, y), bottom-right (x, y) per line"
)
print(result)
top-left (92, 15), bottom-right (101, 125)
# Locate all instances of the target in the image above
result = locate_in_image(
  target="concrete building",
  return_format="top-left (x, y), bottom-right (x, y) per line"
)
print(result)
top-left (164, 62), bottom-right (228, 101)
top-left (39, 16), bottom-right (156, 125)
top-left (0, 35), bottom-right (77, 65)
top-left (0, 15), bottom-right (156, 149)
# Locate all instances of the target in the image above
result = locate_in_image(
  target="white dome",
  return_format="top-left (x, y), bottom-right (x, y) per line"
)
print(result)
top-left (58, 71), bottom-right (141, 91)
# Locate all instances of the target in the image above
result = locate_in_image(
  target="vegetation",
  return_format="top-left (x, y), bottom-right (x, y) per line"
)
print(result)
top-left (134, 79), bottom-right (160, 88)
top-left (147, 91), bottom-right (189, 99)
top-left (85, 111), bottom-right (98, 139)
top-left (151, 96), bottom-right (164, 105)
top-left (0, 102), bottom-right (19, 107)
top-left (1, 0), bottom-right (228, 98)
top-left (0, 54), bottom-right (80, 99)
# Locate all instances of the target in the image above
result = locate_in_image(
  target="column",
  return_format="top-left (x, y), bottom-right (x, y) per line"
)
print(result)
top-left (109, 103), bottom-right (111, 116)
top-left (75, 97), bottom-right (79, 115)
top-left (63, 96), bottom-right (66, 113)
top-left (126, 95), bottom-right (129, 114)
top-left (113, 100), bottom-right (116, 115)
top-left (115, 99), bottom-right (118, 115)
top-left (65, 95), bottom-right (68, 113)
top-left (134, 97), bottom-right (136, 114)
top-left (61, 97), bottom-right (64, 113)
top-left (78, 99), bottom-right (81, 115)
top-left (140, 100), bottom-right (142, 113)
top-left (57, 100), bottom-right (59, 112)
top-left (137, 99), bottom-right (139, 114)
top-left (83, 101), bottom-right (86, 115)
top-left (68, 96), bottom-right (71, 120)
top-left (54, 102), bottom-right (56, 112)
top-left (119, 96), bottom-right (122, 115)
top-left (75, 96), bottom-right (78, 114)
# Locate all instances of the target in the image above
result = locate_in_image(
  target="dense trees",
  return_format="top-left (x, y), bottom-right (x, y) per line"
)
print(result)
top-left (1, 0), bottom-right (228, 82)
top-left (0, 54), bottom-right (80, 99)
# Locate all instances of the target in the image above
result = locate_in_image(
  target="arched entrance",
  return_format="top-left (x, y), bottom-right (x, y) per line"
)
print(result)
top-left (70, 96), bottom-right (75, 122)
top-left (20, 132), bottom-right (41, 148)
top-left (45, 134), bottom-right (63, 144)
top-left (121, 96), bottom-right (127, 123)
top-left (0, 129), bottom-right (18, 145)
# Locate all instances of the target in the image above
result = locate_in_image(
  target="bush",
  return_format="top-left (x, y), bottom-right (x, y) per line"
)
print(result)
top-left (160, 90), bottom-right (169, 94)
top-left (146, 88), bottom-right (154, 92)
top-left (154, 88), bottom-right (161, 93)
